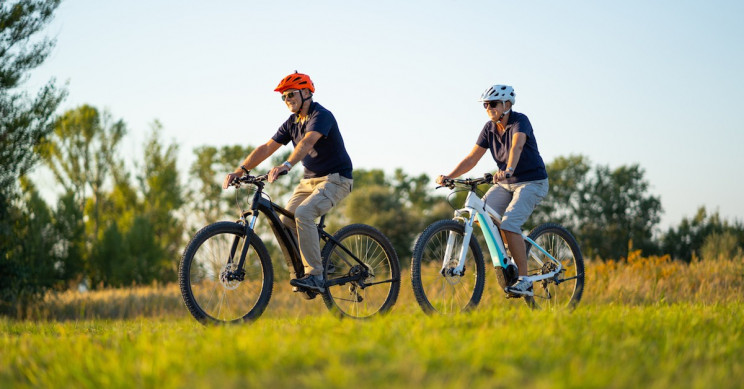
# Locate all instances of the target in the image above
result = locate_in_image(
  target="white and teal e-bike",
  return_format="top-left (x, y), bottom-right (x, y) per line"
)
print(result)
top-left (411, 173), bottom-right (585, 314)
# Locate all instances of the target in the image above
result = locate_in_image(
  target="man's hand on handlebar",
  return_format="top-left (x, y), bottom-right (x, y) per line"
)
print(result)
top-left (268, 165), bottom-right (289, 183)
top-left (223, 172), bottom-right (243, 189)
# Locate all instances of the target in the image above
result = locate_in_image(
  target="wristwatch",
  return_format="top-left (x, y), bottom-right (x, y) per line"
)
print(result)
top-left (282, 161), bottom-right (293, 170)
top-left (505, 166), bottom-right (514, 178)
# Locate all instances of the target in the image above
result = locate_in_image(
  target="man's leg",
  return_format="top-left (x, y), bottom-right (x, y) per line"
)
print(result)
top-left (294, 174), bottom-right (352, 277)
top-left (280, 180), bottom-right (314, 279)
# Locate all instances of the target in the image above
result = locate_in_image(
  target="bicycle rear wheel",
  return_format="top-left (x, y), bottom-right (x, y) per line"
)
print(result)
top-left (523, 223), bottom-right (584, 310)
top-left (411, 219), bottom-right (486, 315)
top-left (320, 224), bottom-right (400, 319)
top-left (179, 222), bottom-right (273, 324)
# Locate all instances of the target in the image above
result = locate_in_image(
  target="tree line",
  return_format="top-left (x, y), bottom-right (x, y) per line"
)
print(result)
top-left (2, 0), bottom-right (743, 315)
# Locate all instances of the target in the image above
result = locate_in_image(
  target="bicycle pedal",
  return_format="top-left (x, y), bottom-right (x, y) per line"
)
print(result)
top-left (503, 289), bottom-right (524, 299)
top-left (292, 286), bottom-right (318, 300)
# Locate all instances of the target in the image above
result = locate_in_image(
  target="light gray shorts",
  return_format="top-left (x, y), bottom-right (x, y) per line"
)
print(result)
top-left (482, 178), bottom-right (549, 234)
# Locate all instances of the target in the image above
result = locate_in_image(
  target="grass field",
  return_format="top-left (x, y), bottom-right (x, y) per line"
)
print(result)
top-left (2, 254), bottom-right (743, 388)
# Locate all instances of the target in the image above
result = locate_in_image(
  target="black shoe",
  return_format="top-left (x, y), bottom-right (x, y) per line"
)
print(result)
top-left (290, 274), bottom-right (325, 293)
top-left (292, 286), bottom-right (318, 300)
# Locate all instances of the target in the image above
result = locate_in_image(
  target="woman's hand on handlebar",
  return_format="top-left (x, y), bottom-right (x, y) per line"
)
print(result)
top-left (436, 175), bottom-right (450, 186)
top-left (493, 170), bottom-right (510, 183)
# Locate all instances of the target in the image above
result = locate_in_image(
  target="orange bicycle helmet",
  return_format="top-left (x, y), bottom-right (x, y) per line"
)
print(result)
top-left (274, 71), bottom-right (315, 93)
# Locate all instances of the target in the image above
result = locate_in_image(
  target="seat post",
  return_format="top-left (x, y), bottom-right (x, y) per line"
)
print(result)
top-left (318, 214), bottom-right (326, 229)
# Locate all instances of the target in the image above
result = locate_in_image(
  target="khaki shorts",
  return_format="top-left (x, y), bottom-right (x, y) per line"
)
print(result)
top-left (482, 178), bottom-right (549, 234)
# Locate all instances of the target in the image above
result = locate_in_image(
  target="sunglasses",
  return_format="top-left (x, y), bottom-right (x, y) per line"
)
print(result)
top-left (483, 101), bottom-right (502, 109)
top-left (281, 91), bottom-right (300, 101)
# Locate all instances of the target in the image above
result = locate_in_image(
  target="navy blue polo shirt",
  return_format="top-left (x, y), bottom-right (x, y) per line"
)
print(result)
top-left (476, 111), bottom-right (547, 184)
top-left (272, 102), bottom-right (353, 179)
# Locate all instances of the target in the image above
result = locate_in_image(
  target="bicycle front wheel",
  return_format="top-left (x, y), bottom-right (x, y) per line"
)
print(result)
top-left (411, 219), bottom-right (486, 315)
top-left (524, 223), bottom-right (584, 310)
top-left (179, 222), bottom-right (273, 324)
top-left (320, 224), bottom-right (400, 319)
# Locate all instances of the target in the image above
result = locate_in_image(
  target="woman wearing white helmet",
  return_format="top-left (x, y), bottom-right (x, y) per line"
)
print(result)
top-left (436, 84), bottom-right (549, 296)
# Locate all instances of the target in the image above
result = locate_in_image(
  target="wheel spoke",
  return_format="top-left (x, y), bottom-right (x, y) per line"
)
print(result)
top-left (524, 224), bottom-right (584, 311)
top-left (411, 220), bottom-right (485, 315)
top-left (321, 225), bottom-right (400, 319)
top-left (179, 222), bottom-right (273, 324)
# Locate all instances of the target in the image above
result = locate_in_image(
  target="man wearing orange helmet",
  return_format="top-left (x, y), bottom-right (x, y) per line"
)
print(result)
top-left (222, 71), bottom-right (353, 295)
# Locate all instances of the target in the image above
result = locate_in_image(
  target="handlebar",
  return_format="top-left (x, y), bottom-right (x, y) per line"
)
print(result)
top-left (438, 173), bottom-right (493, 190)
top-left (229, 170), bottom-right (287, 188)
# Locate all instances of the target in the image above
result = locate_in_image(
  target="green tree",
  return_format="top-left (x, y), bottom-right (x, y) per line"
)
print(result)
top-left (40, 105), bottom-right (126, 238)
top-left (531, 154), bottom-right (591, 230)
top-left (86, 123), bottom-right (186, 287)
top-left (661, 207), bottom-right (744, 262)
top-left (0, 179), bottom-right (72, 316)
top-left (576, 164), bottom-right (662, 259)
top-left (133, 122), bottom-right (185, 283)
top-left (0, 0), bottom-right (65, 191)
top-left (531, 156), bottom-right (662, 259)
top-left (87, 164), bottom-right (138, 287)
top-left (0, 0), bottom-right (66, 315)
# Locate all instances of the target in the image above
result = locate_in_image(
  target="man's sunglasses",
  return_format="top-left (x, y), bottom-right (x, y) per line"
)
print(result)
top-left (281, 91), bottom-right (300, 101)
top-left (483, 101), bottom-right (502, 109)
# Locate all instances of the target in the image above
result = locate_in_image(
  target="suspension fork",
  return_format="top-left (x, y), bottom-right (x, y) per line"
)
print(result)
top-left (441, 212), bottom-right (476, 276)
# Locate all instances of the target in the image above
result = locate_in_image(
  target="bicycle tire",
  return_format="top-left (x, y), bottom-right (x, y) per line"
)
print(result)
top-left (320, 224), bottom-right (400, 319)
top-left (411, 219), bottom-right (486, 315)
top-left (179, 221), bottom-right (274, 324)
top-left (523, 223), bottom-right (585, 310)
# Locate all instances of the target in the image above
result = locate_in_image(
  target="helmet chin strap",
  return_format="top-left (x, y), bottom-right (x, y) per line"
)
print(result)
top-left (499, 107), bottom-right (511, 121)
top-left (293, 91), bottom-right (311, 114)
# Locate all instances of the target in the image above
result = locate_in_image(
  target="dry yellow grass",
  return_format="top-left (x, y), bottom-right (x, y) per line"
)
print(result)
top-left (25, 253), bottom-right (744, 321)
top-left (586, 250), bottom-right (744, 305)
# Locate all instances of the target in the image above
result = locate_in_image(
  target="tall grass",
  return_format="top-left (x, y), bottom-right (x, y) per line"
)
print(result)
top-left (20, 252), bottom-right (744, 321)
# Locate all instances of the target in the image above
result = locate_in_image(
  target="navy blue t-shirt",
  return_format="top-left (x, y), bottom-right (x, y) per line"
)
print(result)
top-left (476, 111), bottom-right (547, 184)
top-left (272, 102), bottom-right (353, 179)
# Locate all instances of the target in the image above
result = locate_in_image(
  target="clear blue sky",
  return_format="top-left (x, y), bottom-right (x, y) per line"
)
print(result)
top-left (25, 0), bottom-right (744, 230)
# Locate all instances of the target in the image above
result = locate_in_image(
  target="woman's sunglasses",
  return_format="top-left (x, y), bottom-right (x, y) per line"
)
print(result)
top-left (483, 101), bottom-right (502, 109)
top-left (281, 91), bottom-right (299, 101)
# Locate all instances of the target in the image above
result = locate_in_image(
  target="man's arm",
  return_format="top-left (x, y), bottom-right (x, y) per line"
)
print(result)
top-left (268, 131), bottom-right (323, 182)
top-left (222, 139), bottom-right (282, 189)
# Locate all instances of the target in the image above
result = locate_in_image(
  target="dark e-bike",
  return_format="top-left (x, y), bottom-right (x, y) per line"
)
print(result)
top-left (179, 171), bottom-right (401, 324)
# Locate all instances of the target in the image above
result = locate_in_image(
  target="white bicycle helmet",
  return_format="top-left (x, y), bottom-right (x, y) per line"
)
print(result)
top-left (479, 84), bottom-right (515, 104)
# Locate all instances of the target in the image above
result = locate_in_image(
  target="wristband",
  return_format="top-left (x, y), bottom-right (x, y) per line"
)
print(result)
top-left (282, 161), bottom-right (293, 170)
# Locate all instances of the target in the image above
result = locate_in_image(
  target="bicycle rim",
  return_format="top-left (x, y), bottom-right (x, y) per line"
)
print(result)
top-left (411, 220), bottom-right (485, 315)
top-left (179, 222), bottom-right (273, 324)
top-left (321, 224), bottom-right (400, 319)
top-left (524, 223), bottom-right (584, 311)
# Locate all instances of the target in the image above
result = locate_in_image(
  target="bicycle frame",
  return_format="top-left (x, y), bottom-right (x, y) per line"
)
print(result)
top-left (230, 180), bottom-right (379, 288)
top-left (446, 188), bottom-right (563, 283)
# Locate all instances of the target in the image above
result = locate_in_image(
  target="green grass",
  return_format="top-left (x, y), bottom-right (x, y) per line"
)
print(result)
top-left (2, 302), bottom-right (742, 389)
top-left (3, 256), bottom-right (743, 388)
